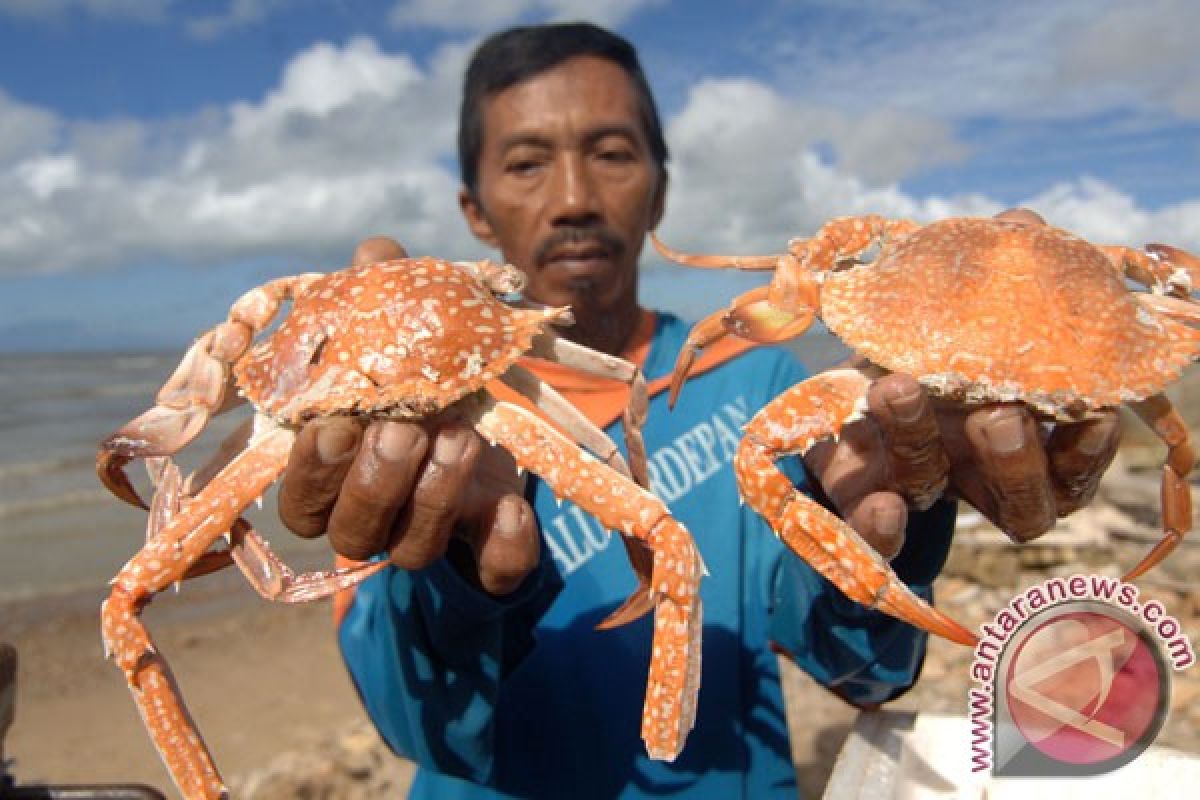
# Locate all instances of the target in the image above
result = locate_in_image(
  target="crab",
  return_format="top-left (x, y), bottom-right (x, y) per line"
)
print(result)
top-left (96, 257), bottom-right (704, 799)
top-left (653, 214), bottom-right (1200, 649)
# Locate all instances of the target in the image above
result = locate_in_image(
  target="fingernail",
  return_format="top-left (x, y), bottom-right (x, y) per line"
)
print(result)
top-left (1077, 422), bottom-right (1112, 456)
top-left (873, 506), bottom-right (904, 541)
top-left (984, 414), bottom-right (1026, 454)
top-left (886, 384), bottom-right (924, 425)
top-left (376, 421), bottom-right (425, 462)
top-left (495, 496), bottom-right (524, 538)
top-left (316, 421), bottom-right (361, 464)
top-left (434, 427), bottom-right (470, 465)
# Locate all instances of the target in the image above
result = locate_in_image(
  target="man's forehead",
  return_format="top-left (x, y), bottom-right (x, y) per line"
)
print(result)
top-left (479, 56), bottom-right (643, 140)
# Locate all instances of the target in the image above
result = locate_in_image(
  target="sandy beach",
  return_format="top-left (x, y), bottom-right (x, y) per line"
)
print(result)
top-left (3, 363), bottom-right (1199, 798)
top-left (6, 467), bottom-right (1200, 799)
top-left (1, 564), bottom-right (397, 794)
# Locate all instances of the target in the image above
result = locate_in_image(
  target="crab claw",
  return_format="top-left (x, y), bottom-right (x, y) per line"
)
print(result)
top-left (723, 297), bottom-right (814, 345)
top-left (96, 450), bottom-right (147, 509)
top-left (1146, 243), bottom-right (1200, 295)
top-left (97, 405), bottom-right (212, 507)
top-left (596, 586), bottom-right (658, 630)
top-left (669, 287), bottom-right (814, 409)
top-left (595, 536), bottom-right (658, 629)
top-left (669, 307), bottom-right (734, 409)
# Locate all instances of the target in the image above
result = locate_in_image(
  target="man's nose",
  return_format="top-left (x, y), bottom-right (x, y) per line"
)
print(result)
top-left (548, 152), bottom-right (601, 225)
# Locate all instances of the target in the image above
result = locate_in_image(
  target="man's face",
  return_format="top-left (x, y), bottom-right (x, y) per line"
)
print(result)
top-left (459, 55), bottom-right (666, 352)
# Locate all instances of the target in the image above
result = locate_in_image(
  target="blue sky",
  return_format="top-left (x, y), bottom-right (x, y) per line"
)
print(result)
top-left (1, 0), bottom-right (1197, 351)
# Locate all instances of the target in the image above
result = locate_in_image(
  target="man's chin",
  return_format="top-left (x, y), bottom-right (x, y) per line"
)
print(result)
top-left (542, 259), bottom-right (610, 287)
top-left (552, 301), bottom-right (640, 353)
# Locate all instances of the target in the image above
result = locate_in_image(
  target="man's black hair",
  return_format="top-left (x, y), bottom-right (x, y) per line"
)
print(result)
top-left (458, 22), bottom-right (669, 200)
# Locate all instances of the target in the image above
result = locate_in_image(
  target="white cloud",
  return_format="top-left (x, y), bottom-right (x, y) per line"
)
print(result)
top-left (657, 78), bottom-right (987, 255)
top-left (387, 0), bottom-right (663, 32)
top-left (185, 0), bottom-right (282, 40)
top-left (0, 37), bottom-right (480, 274)
top-left (654, 77), bottom-right (1200, 262)
top-left (754, 0), bottom-right (1200, 123)
top-left (0, 89), bottom-right (60, 163)
top-left (0, 33), bottom-right (1196, 283)
top-left (1027, 178), bottom-right (1200, 249)
top-left (666, 78), bottom-right (969, 187)
top-left (1052, 0), bottom-right (1200, 119)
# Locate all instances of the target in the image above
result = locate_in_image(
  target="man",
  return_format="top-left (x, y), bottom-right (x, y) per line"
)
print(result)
top-left (277, 23), bottom-right (1119, 799)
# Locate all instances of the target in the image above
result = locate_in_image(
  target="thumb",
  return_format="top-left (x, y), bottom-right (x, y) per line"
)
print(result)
top-left (353, 236), bottom-right (408, 266)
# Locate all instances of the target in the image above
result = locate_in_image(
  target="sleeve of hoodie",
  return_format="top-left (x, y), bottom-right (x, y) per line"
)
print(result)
top-left (767, 493), bottom-right (958, 706)
top-left (336, 512), bottom-right (563, 784)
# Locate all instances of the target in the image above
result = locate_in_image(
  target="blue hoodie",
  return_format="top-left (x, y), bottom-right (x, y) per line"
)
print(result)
top-left (337, 312), bottom-right (956, 799)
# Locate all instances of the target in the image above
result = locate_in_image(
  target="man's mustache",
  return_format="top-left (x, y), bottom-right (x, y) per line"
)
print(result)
top-left (533, 226), bottom-right (626, 266)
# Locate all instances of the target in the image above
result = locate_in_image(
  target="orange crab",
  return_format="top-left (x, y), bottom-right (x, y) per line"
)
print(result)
top-left (653, 214), bottom-right (1200, 648)
top-left (97, 257), bottom-right (704, 799)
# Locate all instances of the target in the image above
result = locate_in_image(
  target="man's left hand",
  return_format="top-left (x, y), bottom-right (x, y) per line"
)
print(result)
top-left (803, 371), bottom-right (1121, 558)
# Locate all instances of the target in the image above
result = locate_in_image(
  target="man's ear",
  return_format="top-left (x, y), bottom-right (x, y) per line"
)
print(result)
top-left (459, 186), bottom-right (500, 248)
top-left (649, 169), bottom-right (667, 231)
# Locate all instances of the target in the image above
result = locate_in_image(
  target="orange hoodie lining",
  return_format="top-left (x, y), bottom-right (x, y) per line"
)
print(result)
top-left (488, 308), bottom-right (760, 429)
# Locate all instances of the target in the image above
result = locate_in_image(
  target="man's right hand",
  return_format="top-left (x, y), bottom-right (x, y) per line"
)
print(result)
top-left (277, 236), bottom-right (541, 596)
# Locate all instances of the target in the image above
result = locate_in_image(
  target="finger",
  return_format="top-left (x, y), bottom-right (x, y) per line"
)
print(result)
top-left (458, 437), bottom-right (526, 523)
top-left (325, 420), bottom-right (430, 561)
top-left (387, 422), bottom-right (483, 570)
top-left (840, 490), bottom-right (908, 560)
top-left (868, 373), bottom-right (949, 510)
top-left (955, 406), bottom-right (1056, 542)
top-left (804, 417), bottom-right (908, 560)
top-left (803, 416), bottom-right (889, 515)
top-left (1046, 410), bottom-right (1121, 515)
top-left (474, 493), bottom-right (540, 595)
top-left (278, 417), bottom-right (365, 538)
top-left (994, 207), bottom-right (1046, 226)
top-left (352, 236), bottom-right (408, 266)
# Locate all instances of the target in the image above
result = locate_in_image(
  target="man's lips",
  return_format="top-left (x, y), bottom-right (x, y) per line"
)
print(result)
top-left (534, 226), bottom-right (626, 270)
top-left (542, 242), bottom-right (611, 266)
top-left (540, 243), bottom-right (615, 287)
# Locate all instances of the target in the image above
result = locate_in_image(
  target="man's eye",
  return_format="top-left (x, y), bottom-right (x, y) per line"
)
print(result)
top-left (506, 159), bottom-right (543, 175)
top-left (598, 149), bottom-right (634, 163)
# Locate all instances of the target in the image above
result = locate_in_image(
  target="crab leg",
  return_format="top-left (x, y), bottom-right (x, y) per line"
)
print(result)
top-left (650, 232), bottom-right (780, 269)
top-left (1125, 394), bottom-right (1195, 580)
top-left (470, 396), bottom-right (703, 761)
top-left (104, 420), bottom-right (386, 800)
top-left (735, 368), bottom-right (977, 647)
top-left (104, 424), bottom-right (294, 799)
top-left (498, 363), bottom-right (635, 481)
top-left (497, 363), bottom-right (657, 624)
top-left (97, 273), bottom-right (325, 508)
top-left (518, 331), bottom-right (661, 623)
top-left (146, 454), bottom-right (388, 602)
top-left (1137, 293), bottom-right (1200, 325)
top-left (226, 518), bottom-right (389, 603)
top-left (526, 330), bottom-right (651, 489)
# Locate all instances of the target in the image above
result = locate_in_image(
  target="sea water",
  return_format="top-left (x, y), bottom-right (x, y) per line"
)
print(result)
top-left (0, 334), bottom-right (851, 605)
